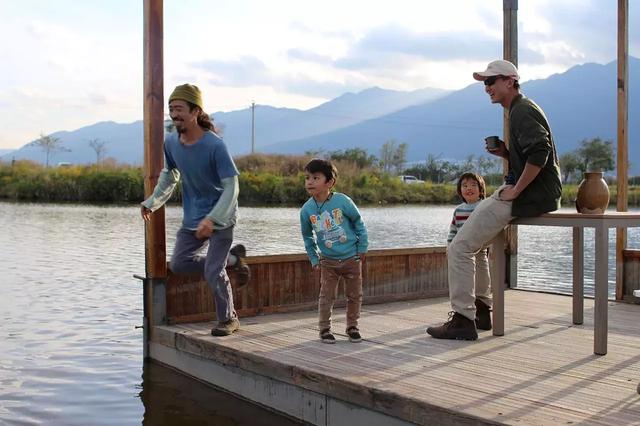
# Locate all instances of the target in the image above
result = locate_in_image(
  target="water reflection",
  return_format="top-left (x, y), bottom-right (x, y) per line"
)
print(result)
top-left (139, 361), bottom-right (302, 426)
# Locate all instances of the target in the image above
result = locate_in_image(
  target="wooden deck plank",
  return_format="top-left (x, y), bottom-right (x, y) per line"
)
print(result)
top-left (153, 290), bottom-right (640, 425)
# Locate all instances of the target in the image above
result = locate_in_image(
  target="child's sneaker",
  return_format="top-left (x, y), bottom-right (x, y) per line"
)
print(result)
top-left (346, 326), bottom-right (362, 343)
top-left (319, 328), bottom-right (336, 344)
top-left (230, 244), bottom-right (251, 288)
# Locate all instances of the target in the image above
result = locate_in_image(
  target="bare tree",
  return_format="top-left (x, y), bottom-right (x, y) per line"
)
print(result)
top-left (392, 142), bottom-right (408, 174)
top-left (379, 139), bottom-right (407, 174)
top-left (88, 139), bottom-right (108, 166)
top-left (475, 156), bottom-right (502, 175)
top-left (29, 133), bottom-right (70, 167)
top-left (379, 141), bottom-right (393, 173)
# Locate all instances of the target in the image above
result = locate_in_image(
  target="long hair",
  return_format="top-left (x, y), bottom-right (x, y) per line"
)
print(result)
top-left (186, 101), bottom-right (219, 135)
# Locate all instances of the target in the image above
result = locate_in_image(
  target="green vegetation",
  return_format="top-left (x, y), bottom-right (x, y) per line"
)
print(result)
top-left (0, 160), bottom-right (145, 203)
top-left (234, 154), bottom-right (461, 205)
top-left (1, 154), bottom-right (639, 207)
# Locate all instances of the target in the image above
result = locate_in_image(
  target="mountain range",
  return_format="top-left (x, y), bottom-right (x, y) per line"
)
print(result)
top-left (3, 57), bottom-right (638, 173)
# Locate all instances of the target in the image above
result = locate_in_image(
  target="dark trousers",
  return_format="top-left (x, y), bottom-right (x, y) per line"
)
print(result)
top-left (170, 226), bottom-right (235, 322)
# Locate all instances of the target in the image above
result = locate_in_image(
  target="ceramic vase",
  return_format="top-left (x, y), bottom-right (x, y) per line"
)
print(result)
top-left (575, 171), bottom-right (609, 214)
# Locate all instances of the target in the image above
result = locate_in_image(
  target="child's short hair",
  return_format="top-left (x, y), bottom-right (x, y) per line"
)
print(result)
top-left (304, 159), bottom-right (338, 183)
top-left (456, 172), bottom-right (486, 200)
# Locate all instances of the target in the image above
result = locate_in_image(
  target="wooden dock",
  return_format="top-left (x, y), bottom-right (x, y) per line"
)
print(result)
top-left (149, 290), bottom-right (640, 425)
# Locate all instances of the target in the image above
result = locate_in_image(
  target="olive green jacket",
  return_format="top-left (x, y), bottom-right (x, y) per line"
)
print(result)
top-left (508, 94), bottom-right (562, 217)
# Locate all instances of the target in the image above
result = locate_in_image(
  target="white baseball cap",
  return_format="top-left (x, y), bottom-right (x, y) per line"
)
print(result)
top-left (473, 60), bottom-right (520, 81)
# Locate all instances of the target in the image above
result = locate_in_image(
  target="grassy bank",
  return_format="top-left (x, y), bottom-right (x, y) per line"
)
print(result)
top-left (0, 161), bottom-right (144, 202)
top-left (1, 157), bottom-right (639, 207)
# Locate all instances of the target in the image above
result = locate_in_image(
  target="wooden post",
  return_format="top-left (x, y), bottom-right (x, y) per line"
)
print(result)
top-left (491, 230), bottom-right (507, 336)
top-left (572, 227), bottom-right (584, 324)
top-left (594, 224), bottom-right (609, 355)
top-left (143, 0), bottom-right (166, 279)
top-left (143, 0), bottom-right (167, 345)
top-left (503, 0), bottom-right (518, 288)
top-left (615, 0), bottom-right (628, 301)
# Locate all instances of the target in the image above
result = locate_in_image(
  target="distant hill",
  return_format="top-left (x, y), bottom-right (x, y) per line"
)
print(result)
top-left (1, 87), bottom-right (448, 166)
top-left (264, 57), bottom-right (639, 174)
top-left (1, 121), bottom-right (144, 167)
top-left (2, 58), bottom-right (638, 174)
top-left (0, 149), bottom-right (14, 158)
top-left (212, 86), bottom-right (449, 154)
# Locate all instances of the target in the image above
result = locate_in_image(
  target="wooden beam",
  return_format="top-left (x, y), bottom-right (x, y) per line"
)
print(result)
top-left (503, 0), bottom-right (518, 288)
top-left (503, 0), bottom-right (518, 65)
top-left (616, 0), bottom-right (628, 300)
top-left (143, 0), bottom-right (167, 279)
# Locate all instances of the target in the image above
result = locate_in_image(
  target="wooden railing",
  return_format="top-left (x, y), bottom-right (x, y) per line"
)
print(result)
top-left (623, 249), bottom-right (640, 302)
top-left (165, 247), bottom-right (448, 324)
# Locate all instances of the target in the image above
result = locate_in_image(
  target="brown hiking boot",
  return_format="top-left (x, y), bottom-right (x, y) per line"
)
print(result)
top-left (426, 311), bottom-right (478, 340)
top-left (211, 317), bottom-right (240, 336)
top-left (230, 244), bottom-right (251, 288)
top-left (475, 299), bottom-right (492, 331)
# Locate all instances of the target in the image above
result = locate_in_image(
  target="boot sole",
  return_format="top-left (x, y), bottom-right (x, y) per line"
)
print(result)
top-left (426, 330), bottom-right (478, 341)
top-left (211, 330), bottom-right (238, 336)
top-left (454, 335), bottom-right (478, 341)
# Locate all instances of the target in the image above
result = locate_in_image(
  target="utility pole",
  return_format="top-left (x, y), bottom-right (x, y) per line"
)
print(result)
top-left (251, 101), bottom-right (256, 154)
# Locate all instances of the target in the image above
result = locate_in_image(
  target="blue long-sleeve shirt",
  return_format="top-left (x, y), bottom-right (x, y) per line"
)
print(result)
top-left (299, 192), bottom-right (368, 266)
top-left (141, 131), bottom-right (239, 230)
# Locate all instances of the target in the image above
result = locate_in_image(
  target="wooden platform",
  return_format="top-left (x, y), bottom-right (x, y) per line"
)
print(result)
top-left (150, 290), bottom-right (640, 425)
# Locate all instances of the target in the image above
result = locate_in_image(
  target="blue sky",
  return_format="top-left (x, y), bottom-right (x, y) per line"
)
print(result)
top-left (0, 0), bottom-right (637, 150)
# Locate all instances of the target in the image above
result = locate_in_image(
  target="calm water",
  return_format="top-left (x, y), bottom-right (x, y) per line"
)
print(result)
top-left (0, 201), bottom-right (638, 425)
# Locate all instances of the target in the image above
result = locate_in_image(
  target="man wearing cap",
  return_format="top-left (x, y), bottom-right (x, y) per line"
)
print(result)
top-left (141, 83), bottom-right (249, 336)
top-left (427, 60), bottom-right (562, 340)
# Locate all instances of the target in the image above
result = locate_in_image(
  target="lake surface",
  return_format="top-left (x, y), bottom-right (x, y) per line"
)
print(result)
top-left (1, 201), bottom-right (638, 425)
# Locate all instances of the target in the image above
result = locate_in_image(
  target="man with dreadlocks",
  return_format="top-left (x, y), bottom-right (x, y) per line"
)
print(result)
top-left (141, 84), bottom-right (249, 336)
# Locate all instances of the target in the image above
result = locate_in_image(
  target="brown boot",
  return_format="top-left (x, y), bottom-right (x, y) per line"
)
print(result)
top-left (230, 244), bottom-right (251, 288)
top-left (211, 317), bottom-right (240, 336)
top-left (475, 299), bottom-right (492, 331)
top-left (426, 311), bottom-right (478, 340)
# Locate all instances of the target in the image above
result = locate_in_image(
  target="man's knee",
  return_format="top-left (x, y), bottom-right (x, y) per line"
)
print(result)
top-left (170, 257), bottom-right (189, 274)
top-left (449, 234), bottom-right (483, 258)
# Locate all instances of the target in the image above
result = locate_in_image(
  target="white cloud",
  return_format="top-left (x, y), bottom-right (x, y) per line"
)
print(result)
top-left (0, 0), bottom-right (637, 149)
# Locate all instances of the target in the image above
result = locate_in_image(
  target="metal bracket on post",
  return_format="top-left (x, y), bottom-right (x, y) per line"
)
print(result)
top-left (134, 274), bottom-right (166, 359)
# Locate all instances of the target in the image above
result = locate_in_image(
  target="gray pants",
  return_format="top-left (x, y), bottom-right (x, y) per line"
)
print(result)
top-left (170, 226), bottom-right (236, 323)
top-left (448, 187), bottom-right (513, 321)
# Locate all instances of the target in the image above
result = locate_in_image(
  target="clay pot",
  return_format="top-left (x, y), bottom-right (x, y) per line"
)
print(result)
top-left (576, 172), bottom-right (610, 214)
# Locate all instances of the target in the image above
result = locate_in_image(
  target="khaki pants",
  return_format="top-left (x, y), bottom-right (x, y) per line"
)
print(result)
top-left (318, 256), bottom-right (363, 332)
top-left (448, 188), bottom-right (513, 321)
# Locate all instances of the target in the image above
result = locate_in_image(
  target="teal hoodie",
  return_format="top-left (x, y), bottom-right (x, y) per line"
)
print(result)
top-left (299, 192), bottom-right (368, 266)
